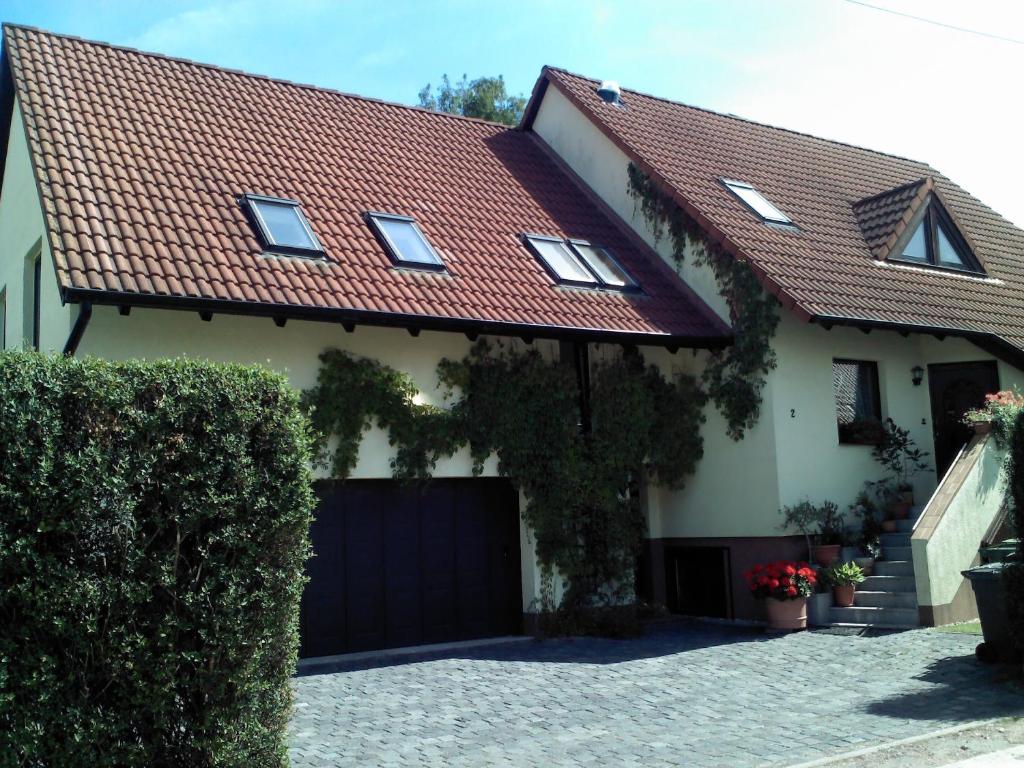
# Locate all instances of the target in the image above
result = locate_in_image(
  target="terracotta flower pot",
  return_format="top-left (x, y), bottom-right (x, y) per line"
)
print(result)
top-left (833, 583), bottom-right (856, 608)
top-left (813, 544), bottom-right (841, 566)
top-left (882, 519), bottom-right (897, 532)
top-left (765, 596), bottom-right (808, 630)
top-left (892, 500), bottom-right (912, 519)
top-left (973, 420), bottom-right (993, 436)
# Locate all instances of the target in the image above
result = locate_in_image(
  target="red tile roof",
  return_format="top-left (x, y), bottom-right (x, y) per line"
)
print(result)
top-left (2, 26), bottom-right (729, 347)
top-left (530, 68), bottom-right (1024, 360)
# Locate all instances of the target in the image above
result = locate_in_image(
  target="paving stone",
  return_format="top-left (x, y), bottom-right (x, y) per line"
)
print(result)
top-left (289, 621), bottom-right (1024, 767)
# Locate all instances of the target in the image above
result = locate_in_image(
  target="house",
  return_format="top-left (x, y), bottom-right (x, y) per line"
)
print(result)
top-left (0, 25), bottom-right (1019, 656)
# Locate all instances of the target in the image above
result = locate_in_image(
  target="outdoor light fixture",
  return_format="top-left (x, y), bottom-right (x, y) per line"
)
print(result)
top-left (911, 365), bottom-right (925, 386)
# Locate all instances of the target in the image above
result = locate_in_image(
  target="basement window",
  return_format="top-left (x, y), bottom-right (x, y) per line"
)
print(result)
top-left (366, 212), bottom-right (445, 270)
top-left (721, 179), bottom-right (792, 225)
top-left (833, 359), bottom-right (883, 445)
top-left (524, 234), bottom-right (638, 291)
top-left (241, 194), bottom-right (324, 257)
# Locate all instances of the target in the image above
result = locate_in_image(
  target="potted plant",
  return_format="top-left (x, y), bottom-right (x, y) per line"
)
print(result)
top-left (872, 418), bottom-right (931, 510)
top-left (744, 560), bottom-right (817, 631)
top-left (779, 500), bottom-right (844, 566)
top-left (962, 390), bottom-right (1024, 442)
top-left (825, 561), bottom-right (865, 608)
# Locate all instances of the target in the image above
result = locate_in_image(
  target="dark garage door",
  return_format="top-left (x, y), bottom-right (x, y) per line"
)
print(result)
top-left (300, 478), bottom-right (522, 658)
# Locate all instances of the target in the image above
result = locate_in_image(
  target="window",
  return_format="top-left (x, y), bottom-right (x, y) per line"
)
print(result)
top-left (366, 212), bottom-right (444, 269)
top-left (833, 359), bottom-right (882, 445)
top-left (524, 235), bottom-right (638, 290)
top-left (568, 241), bottom-right (637, 289)
top-left (241, 194), bottom-right (324, 257)
top-left (894, 203), bottom-right (981, 273)
top-left (722, 179), bottom-right (792, 225)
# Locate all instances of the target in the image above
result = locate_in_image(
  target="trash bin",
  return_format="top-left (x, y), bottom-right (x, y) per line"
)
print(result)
top-left (980, 539), bottom-right (1019, 564)
top-left (962, 562), bottom-right (1022, 664)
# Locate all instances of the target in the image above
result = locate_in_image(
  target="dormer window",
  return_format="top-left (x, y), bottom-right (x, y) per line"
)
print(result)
top-left (721, 179), bottom-right (792, 225)
top-left (241, 194), bottom-right (325, 257)
top-left (523, 235), bottom-right (638, 291)
top-left (366, 212), bottom-right (445, 270)
top-left (894, 202), bottom-right (982, 274)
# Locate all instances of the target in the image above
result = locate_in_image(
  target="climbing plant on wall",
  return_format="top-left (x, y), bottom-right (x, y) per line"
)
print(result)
top-left (627, 163), bottom-right (780, 440)
top-left (303, 340), bottom-right (706, 622)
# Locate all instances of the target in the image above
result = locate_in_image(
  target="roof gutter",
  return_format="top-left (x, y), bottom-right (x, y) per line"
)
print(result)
top-left (61, 287), bottom-right (733, 352)
top-left (62, 300), bottom-right (92, 356)
top-left (808, 313), bottom-right (1024, 371)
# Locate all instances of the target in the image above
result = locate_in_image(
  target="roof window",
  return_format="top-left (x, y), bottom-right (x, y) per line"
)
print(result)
top-left (366, 212), bottom-right (445, 270)
top-left (241, 194), bottom-right (324, 257)
top-left (721, 179), bottom-right (792, 225)
top-left (524, 234), bottom-right (638, 290)
top-left (894, 203), bottom-right (982, 274)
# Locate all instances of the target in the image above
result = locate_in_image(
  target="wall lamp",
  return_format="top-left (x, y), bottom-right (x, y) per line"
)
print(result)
top-left (911, 365), bottom-right (925, 386)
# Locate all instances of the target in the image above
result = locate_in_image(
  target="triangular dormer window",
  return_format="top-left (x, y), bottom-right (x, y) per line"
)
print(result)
top-left (894, 200), bottom-right (982, 274)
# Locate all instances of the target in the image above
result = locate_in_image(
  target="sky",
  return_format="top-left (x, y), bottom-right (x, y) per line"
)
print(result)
top-left (6, 0), bottom-right (1024, 225)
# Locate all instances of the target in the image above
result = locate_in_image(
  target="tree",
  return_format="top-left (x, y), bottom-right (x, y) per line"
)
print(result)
top-left (417, 74), bottom-right (526, 126)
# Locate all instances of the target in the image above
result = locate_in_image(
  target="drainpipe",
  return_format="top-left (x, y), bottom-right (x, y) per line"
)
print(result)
top-left (572, 341), bottom-right (592, 434)
top-left (62, 301), bottom-right (92, 356)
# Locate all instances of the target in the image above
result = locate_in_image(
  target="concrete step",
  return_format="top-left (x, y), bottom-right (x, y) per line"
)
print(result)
top-left (873, 560), bottom-right (915, 577)
top-left (896, 518), bottom-right (916, 533)
top-left (881, 545), bottom-right (912, 561)
top-left (829, 605), bottom-right (919, 626)
top-left (853, 590), bottom-right (918, 609)
top-left (880, 532), bottom-right (911, 548)
top-left (862, 574), bottom-right (917, 592)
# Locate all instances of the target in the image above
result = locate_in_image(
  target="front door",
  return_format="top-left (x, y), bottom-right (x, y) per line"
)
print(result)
top-left (927, 361), bottom-right (999, 478)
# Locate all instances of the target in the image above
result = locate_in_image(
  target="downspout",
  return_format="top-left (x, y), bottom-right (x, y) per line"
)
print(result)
top-left (62, 301), bottom-right (92, 356)
top-left (572, 341), bottom-right (592, 434)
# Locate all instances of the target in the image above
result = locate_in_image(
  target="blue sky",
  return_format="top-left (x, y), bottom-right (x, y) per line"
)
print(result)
top-left (7, 0), bottom-right (1024, 224)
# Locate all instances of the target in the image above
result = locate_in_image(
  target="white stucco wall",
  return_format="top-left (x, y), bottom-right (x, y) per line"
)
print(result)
top-left (531, 79), bottom-right (1024, 537)
top-left (0, 98), bottom-right (72, 353)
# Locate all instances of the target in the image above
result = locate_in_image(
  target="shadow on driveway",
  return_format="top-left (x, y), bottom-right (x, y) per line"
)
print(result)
top-left (865, 652), bottom-right (1024, 721)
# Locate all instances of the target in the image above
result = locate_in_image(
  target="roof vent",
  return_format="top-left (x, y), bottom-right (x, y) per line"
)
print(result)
top-left (596, 80), bottom-right (621, 105)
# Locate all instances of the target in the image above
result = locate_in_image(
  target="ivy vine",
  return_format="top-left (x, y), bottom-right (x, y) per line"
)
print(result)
top-left (627, 163), bottom-right (780, 440)
top-left (303, 340), bottom-right (706, 621)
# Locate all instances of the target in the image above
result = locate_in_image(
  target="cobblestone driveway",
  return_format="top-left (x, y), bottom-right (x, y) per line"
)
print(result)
top-left (289, 622), bottom-right (1024, 767)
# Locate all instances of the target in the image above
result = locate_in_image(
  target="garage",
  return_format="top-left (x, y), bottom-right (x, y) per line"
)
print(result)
top-left (299, 479), bottom-right (523, 658)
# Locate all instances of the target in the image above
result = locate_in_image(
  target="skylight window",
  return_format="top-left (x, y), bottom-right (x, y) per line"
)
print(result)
top-left (366, 213), bottom-right (445, 270)
top-left (721, 179), bottom-right (792, 225)
top-left (568, 241), bottom-right (637, 289)
top-left (895, 203), bottom-right (981, 274)
top-left (524, 235), bottom-right (638, 291)
top-left (242, 194), bottom-right (324, 257)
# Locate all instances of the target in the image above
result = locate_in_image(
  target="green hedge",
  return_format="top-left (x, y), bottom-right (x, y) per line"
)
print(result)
top-left (1006, 408), bottom-right (1024, 653)
top-left (0, 353), bottom-right (314, 767)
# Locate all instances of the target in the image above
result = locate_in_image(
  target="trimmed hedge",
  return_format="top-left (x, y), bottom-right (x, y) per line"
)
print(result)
top-left (0, 353), bottom-right (314, 767)
top-left (1006, 408), bottom-right (1024, 654)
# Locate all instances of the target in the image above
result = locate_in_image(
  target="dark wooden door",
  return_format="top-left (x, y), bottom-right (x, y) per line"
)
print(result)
top-left (928, 361), bottom-right (999, 478)
top-left (664, 546), bottom-right (731, 619)
top-left (300, 479), bottom-right (522, 658)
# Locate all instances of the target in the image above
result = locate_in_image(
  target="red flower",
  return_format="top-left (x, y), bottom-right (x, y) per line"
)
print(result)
top-left (786, 586), bottom-right (797, 596)
top-left (783, 564), bottom-right (796, 576)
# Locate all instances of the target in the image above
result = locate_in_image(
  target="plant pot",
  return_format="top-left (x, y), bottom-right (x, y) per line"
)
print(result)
top-left (807, 591), bottom-right (833, 627)
top-left (881, 519), bottom-right (898, 532)
top-left (853, 556), bottom-right (875, 576)
top-left (972, 420), bottom-right (993, 436)
top-left (812, 544), bottom-right (841, 566)
top-left (765, 596), bottom-right (808, 631)
top-left (841, 546), bottom-right (859, 563)
top-left (892, 500), bottom-right (912, 519)
top-left (833, 583), bottom-right (856, 607)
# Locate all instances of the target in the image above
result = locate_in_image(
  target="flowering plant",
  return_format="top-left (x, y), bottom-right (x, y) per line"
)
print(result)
top-left (743, 560), bottom-right (817, 601)
top-left (963, 389), bottom-right (1024, 443)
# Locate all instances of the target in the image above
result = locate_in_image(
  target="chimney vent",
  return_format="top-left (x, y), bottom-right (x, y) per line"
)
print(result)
top-left (596, 80), bottom-right (621, 105)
